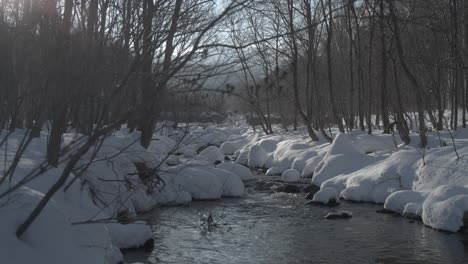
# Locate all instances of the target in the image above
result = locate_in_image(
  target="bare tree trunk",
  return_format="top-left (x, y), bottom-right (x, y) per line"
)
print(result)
top-left (321, 0), bottom-right (344, 133)
top-left (379, 0), bottom-right (390, 133)
top-left (139, 0), bottom-right (156, 149)
top-left (388, 0), bottom-right (427, 147)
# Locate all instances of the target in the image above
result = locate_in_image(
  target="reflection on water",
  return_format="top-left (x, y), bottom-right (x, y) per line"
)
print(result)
top-left (124, 191), bottom-right (468, 264)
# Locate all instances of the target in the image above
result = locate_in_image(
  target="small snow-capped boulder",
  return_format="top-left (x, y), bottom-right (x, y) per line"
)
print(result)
top-left (220, 139), bottom-right (246, 155)
top-left (403, 203), bottom-right (422, 220)
top-left (291, 159), bottom-right (306, 174)
top-left (174, 167), bottom-right (223, 200)
top-left (281, 169), bottom-right (301, 183)
top-left (107, 221), bottom-right (153, 250)
top-left (165, 155), bottom-right (181, 166)
top-left (266, 166), bottom-right (286, 176)
top-left (258, 138), bottom-right (280, 152)
top-left (197, 146), bottom-right (224, 164)
top-left (203, 167), bottom-right (245, 197)
top-left (236, 149), bottom-right (249, 165)
top-left (301, 156), bottom-right (322, 178)
top-left (324, 210), bottom-right (352, 220)
top-left (216, 162), bottom-right (253, 181)
top-left (422, 185), bottom-right (468, 232)
top-left (183, 149), bottom-right (197, 158)
top-left (384, 190), bottom-right (426, 215)
top-left (312, 187), bottom-right (339, 206)
top-left (248, 145), bottom-right (268, 168)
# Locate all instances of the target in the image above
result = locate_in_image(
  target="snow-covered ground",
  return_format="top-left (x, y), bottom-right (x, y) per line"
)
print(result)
top-left (3, 115), bottom-right (468, 263)
top-left (0, 121), bottom-right (248, 264)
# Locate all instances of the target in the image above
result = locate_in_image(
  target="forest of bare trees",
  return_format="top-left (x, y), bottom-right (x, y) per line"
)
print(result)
top-left (1, 0), bottom-right (468, 153)
top-left (227, 0), bottom-right (468, 149)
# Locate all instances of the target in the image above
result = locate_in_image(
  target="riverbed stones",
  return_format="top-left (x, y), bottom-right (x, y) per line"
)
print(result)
top-left (303, 184), bottom-right (320, 194)
top-left (272, 184), bottom-right (301, 193)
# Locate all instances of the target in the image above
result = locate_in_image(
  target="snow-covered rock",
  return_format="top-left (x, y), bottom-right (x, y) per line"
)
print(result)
top-left (216, 162), bottom-right (253, 181)
top-left (0, 185), bottom-right (122, 264)
top-left (281, 169), bottom-right (301, 183)
top-left (205, 167), bottom-right (245, 197)
top-left (107, 221), bottom-right (153, 249)
top-left (196, 146), bottom-right (224, 164)
top-left (173, 167), bottom-right (223, 200)
top-left (312, 133), bottom-right (381, 186)
top-left (248, 145), bottom-right (268, 168)
top-left (422, 185), bottom-right (468, 232)
top-left (235, 149), bottom-right (249, 165)
top-left (301, 156), bottom-right (322, 178)
top-left (320, 147), bottom-right (419, 203)
top-left (384, 190), bottom-right (426, 215)
top-left (403, 203), bottom-right (422, 219)
top-left (312, 187), bottom-right (339, 205)
top-left (266, 166), bottom-right (286, 176)
top-left (258, 138), bottom-right (280, 152)
top-left (165, 155), bottom-right (181, 166)
top-left (183, 149), bottom-right (197, 158)
top-left (220, 139), bottom-right (246, 155)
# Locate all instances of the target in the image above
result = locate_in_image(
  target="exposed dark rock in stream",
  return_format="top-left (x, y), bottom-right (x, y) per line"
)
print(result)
top-left (271, 184), bottom-right (301, 193)
top-left (376, 208), bottom-right (397, 215)
top-left (306, 199), bottom-right (340, 207)
top-left (120, 238), bottom-right (154, 253)
top-left (324, 211), bottom-right (353, 220)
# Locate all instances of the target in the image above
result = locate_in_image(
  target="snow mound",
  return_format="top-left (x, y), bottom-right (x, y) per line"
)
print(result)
top-left (313, 187), bottom-right (339, 204)
top-left (205, 167), bottom-right (245, 197)
top-left (248, 145), bottom-right (268, 168)
top-left (107, 221), bottom-right (153, 249)
top-left (0, 185), bottom-right (120, 264)
top-left (301, 156), bottom-right (323, 178)
top-left (235, 149), bottom-right (249, 166)
top-left (384, 190), bottom-right (426, 214)
top-left (422, 185), bottom-right (468, 232)
top-left (183, 149), bottom-right (197, 158)
top-left (415, 146), bottom-right (468, 191)
top-left (312, 133), bottom-right (381, 186)
top-left (281, 169), bottom-right (301, 183)
top-left (196, 146), bottom-right (224, 164)
top-left (174, 167), bottom-right (223, 200)
top-left (272, 140), bottom-right (317, 172)
top-left (147, 135), bottom-right (176, 156)
top-left (258, 138), bottom-right (280, 152)
top-left (217, 162), bottom-right (253, 181)
top-left (337, 148), bottom-right (420, 203)
top-left (266, 166), bottom-right (286, 176)
top-left (220, 139), bottom-right (246, 155)
top-left (403, 203), bottom-right (422, 218)
top-left (165, 155), bottom-right (181, 166)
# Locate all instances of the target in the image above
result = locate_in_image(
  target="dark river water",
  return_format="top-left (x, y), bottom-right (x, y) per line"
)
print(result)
top-left (124, 179), bottom-right (468, 264)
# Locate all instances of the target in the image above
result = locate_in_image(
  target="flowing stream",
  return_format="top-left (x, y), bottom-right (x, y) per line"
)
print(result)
top-left (124, 176), bottom-right (468, 264)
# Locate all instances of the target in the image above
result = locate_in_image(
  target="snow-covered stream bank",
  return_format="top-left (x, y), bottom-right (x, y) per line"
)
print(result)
top-left (124, 175), bottom-right (468, 264)
top-left (4, 115), bottom-right (468, 263)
